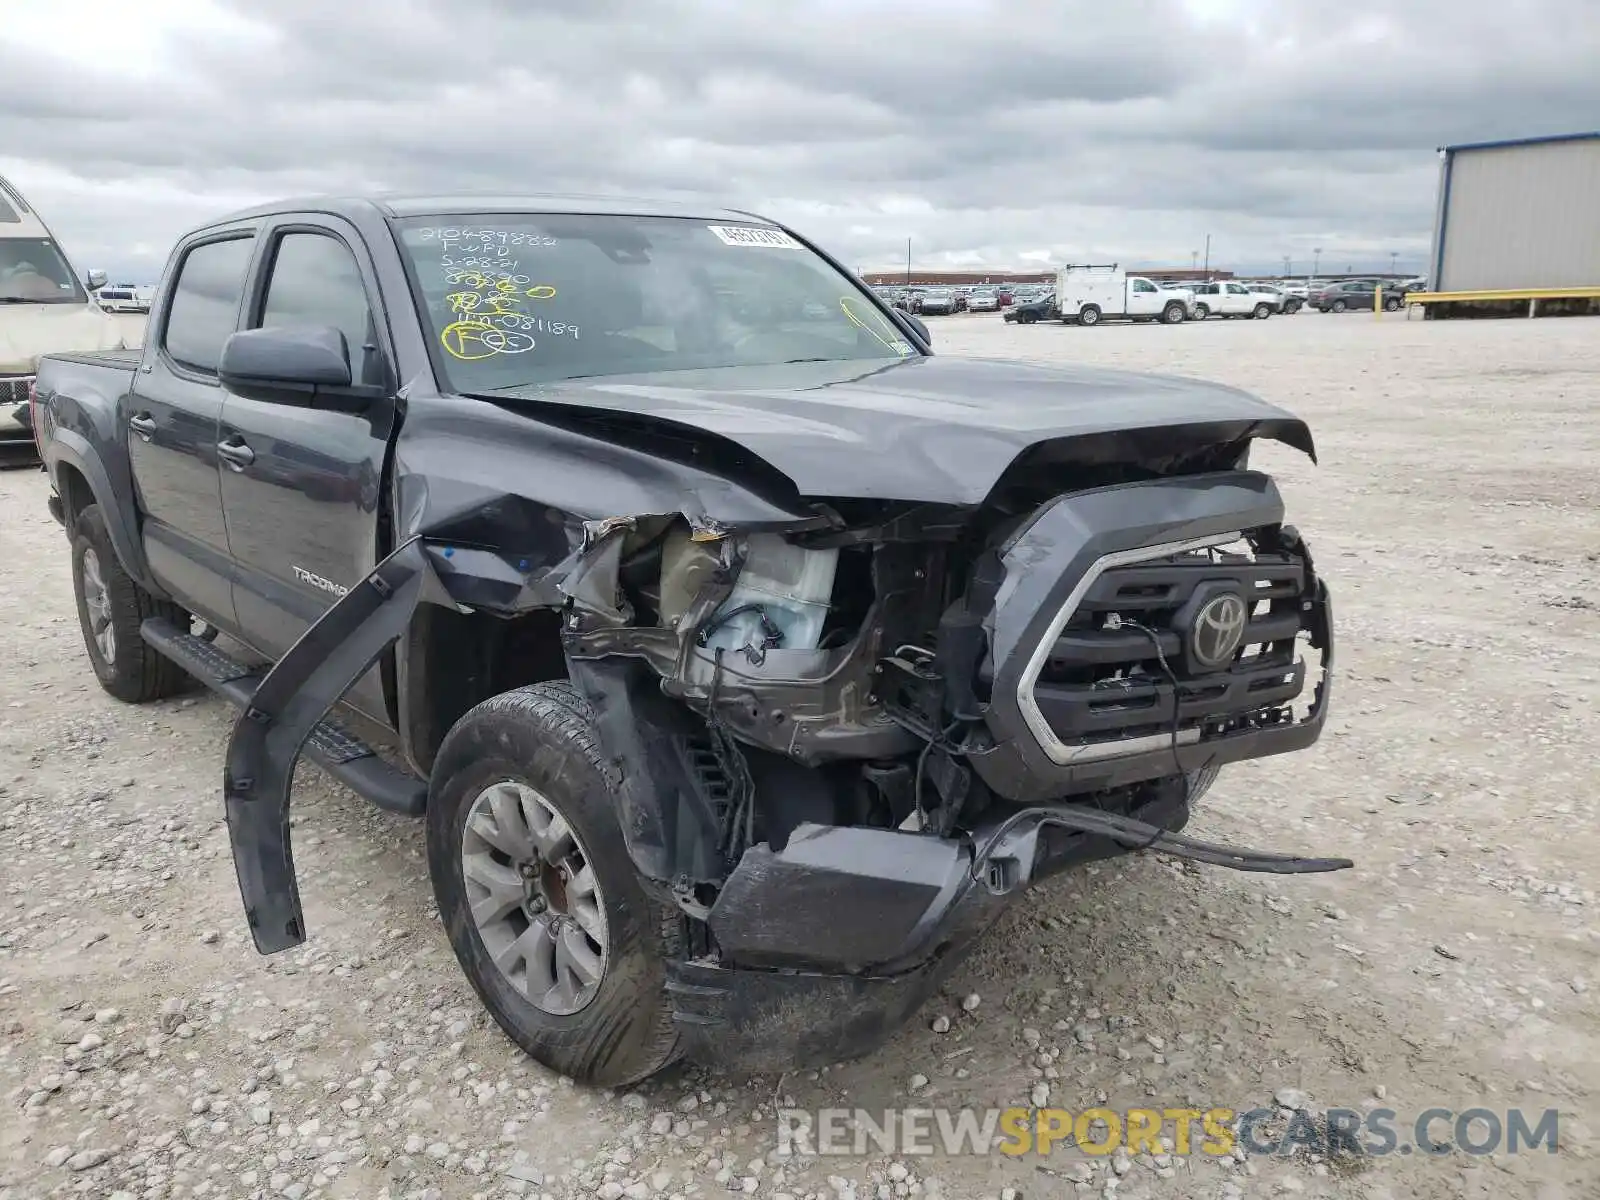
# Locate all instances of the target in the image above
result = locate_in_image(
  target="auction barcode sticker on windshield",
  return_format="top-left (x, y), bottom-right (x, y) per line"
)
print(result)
top-left (707, 224), bottom-right (802, 248)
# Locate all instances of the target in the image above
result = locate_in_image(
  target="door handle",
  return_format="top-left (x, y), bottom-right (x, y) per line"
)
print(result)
top-left (216, 437), bottom-right (255, 471)
top-left (128, 413), bottom-right (157, 441)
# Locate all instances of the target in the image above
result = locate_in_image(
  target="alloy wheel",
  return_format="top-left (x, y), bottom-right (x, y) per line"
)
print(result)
top-left (461, 780), bottom-right (609, 1015)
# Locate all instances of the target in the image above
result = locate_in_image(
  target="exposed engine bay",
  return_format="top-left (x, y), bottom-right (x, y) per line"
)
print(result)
top-left (556, 445), bottom-right (1341, 941)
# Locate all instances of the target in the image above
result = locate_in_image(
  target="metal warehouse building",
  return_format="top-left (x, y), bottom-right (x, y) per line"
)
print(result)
top-left (1422, 131), bottom-right (1600, 316)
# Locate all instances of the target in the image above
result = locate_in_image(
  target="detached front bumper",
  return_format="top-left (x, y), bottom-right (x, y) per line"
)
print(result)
top-left (670, 770), bottom-right (1346, 1072)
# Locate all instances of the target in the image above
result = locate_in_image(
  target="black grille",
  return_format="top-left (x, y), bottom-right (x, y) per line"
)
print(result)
top-left (0, 376), bottom-right (32, 406)
top-left (1032, 536), bottom-right (1313, 749)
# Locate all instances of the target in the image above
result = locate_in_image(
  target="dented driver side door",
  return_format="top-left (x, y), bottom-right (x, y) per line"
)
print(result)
top-left (216, 215), bottom-right (397, 722)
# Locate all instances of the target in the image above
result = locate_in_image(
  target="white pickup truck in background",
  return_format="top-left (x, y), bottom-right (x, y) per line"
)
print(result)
top-left (1053, 265), bottom-right (1195, 326)
top-left (1186, 280), bottom-right (1278, 320)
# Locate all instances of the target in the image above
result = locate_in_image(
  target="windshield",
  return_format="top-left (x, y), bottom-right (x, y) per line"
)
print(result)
top-left (395, 214), bottom-right (917, 390)
top-left (0, 237), bottom-right (87, 304)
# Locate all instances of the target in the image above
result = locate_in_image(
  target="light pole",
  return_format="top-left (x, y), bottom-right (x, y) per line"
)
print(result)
top-left (1191, 250), bottom-right (1199, 271)
top-left (1282, 255), bottom-right (1291, 278)
top-left (1312, 247), bottom-right (1322, 282)
top-left (1202, 234), bottom-right (1211, 279)
top-left (1389, 250), bottom-right (1399, 276)
top-left (905, 237), bottom-right (911, 287)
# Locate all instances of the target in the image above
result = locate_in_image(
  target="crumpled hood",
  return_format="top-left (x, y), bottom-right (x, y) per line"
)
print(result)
top-left (0, 303), bottom-right (124, 375)
top-left (488, 355), bottom-right (1315, 505)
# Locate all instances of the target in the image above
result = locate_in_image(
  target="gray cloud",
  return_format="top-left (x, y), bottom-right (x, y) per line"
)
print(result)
top-left (3, 0), bottom-right (1596, 281)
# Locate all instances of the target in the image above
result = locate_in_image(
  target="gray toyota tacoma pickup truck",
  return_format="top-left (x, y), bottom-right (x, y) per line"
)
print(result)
top-left (34, 194), bottom-right (1344, 1085)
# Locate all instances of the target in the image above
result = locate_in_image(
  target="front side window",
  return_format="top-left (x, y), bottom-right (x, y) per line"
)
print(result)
top-left (257, 233), bottom-right (375, 382)
top-left (395, 214), bottom-right (915, 391)
top-left (1133, 279), bottom-right (1156, 293)
top-left (0, 237), bottom-right (86, 303)
top-left (163, 237), bottom-right (254, 374)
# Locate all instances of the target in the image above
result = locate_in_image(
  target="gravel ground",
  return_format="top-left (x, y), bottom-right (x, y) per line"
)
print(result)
top-left (2, 310), bottom-right (1597, 1200)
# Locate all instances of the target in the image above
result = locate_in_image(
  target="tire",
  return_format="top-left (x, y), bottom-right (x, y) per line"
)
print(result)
top-left (1019, 311), bottom-right (1035, 324)
top-left (1384, 297), bottom-right (1402, 312)
top-left (70, 504), bottom-right (189, 703)
top-left (1162, 301), bottom-right (1186, 324)
top-left (1253, 303), bottom-right (1271, 319)
top-left (1330, 299), bottom-right (1347, 313)
top-left (1192, 303), bottom-right (1209, 320)
top-left (1078, 305), bottom-right (1101, 327)
top-left (427, 682), bottom-right (683, 1087)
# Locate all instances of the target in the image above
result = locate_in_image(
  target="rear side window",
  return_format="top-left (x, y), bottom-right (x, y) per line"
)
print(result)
top-left (164, 237), bottom-right (254, 374)
top-left (256, 233), bottom-right (374, 381)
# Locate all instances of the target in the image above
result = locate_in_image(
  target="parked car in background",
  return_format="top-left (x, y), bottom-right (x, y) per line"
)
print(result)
top-left (1310, 280), bottom-right (1391, 313)
top-left (1245, 283), bottom-right (1303, 314)
top-left (95, 285), bottom-right (152, 314)
top-left (967, 288), bottom-right (1000, 312)
top-left (1002, 294), bottom-right (1058, 323)
top-left (917, 286), bottom-right (958, 315)
top-left (1188, 281), bottom-right (1275, 320)
top-left (0, 172), bottom-right (124, 463)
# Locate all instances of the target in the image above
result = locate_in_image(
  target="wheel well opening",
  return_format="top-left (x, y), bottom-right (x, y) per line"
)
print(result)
top-left (404, 604), bottom-right (569, 775)
top-left (57, 463), bottom-right (92, 525)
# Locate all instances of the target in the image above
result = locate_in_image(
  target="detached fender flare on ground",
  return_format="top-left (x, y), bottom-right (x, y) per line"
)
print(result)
top-left (223, 537), bottom-right (432, 954)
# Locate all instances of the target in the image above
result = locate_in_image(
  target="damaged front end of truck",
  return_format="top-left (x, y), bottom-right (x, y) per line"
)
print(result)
top-left (224, 394), bottom-right (1345, 1072)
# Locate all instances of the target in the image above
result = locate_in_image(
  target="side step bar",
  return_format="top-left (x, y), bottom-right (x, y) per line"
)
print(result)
top-left (140, 617), bottom-right (427, 817)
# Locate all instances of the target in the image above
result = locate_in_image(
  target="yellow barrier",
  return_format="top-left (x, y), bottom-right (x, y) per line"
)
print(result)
top-left (1374, 284), bottom-right (1382, 317)
top-left (1409, 286), bottom-right (1600, 303)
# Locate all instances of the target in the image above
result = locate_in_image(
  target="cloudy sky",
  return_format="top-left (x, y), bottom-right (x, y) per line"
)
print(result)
top-left (4, 0), bottom-right (1597, 282)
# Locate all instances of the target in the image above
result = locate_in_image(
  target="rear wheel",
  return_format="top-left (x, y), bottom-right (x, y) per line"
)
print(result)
top-left (1078, 305), bottom-right (1101, 327)
top-left (427, 682), bottom-right (682, 1087)
top-left (1162, 301), bottom-right (1186, 324)
top-left (70, 504), bottom-right (189, 703)
top-left (1253, 303), bottom-right (1272, 319)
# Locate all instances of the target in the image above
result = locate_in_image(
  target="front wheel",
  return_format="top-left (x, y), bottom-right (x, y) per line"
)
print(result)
top-left (427, 682), bottom-right (682, 1087)
top-left (1383, 297), bottom-right (1402, 312)
top-left (1192, 303), bottom-right (1209, 320)
top-left (1330, 299), bottom-right (1347, 313)
top-left (1078, 305), bottom-right (1101, 327)
top-left (70, 504), bottom-right (189, 703)
top-left (1162, 301), bottom-right (1186, 324)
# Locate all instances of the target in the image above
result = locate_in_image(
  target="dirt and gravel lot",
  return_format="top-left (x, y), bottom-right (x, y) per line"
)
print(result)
top-left (2, 310), bottom-right (1597, 1200)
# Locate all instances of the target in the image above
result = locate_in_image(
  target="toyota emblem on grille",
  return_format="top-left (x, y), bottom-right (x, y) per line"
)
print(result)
top-left (1190, 593), bottom-right (1247, 669)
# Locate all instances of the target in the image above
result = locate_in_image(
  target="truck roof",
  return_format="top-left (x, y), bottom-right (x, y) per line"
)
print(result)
top-left (207, 193), bottom-right (774, 228)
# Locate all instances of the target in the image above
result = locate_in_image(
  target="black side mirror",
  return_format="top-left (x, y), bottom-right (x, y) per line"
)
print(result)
top-left (892, 309), bottom-right (932, 348)
top-left (219, 325), bottom-right (382, 410)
